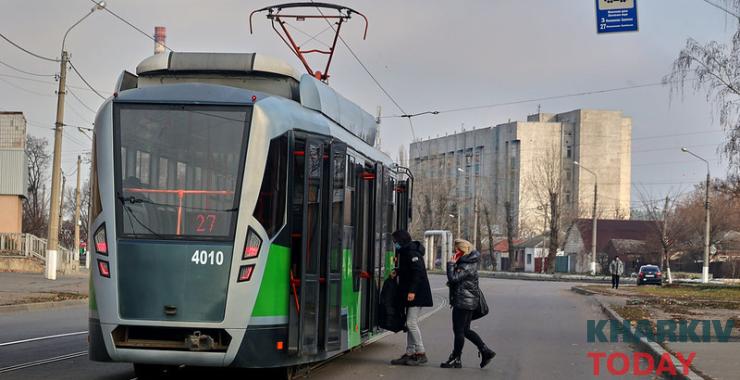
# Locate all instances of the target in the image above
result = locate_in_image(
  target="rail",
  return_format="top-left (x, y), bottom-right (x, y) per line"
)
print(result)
top-left (0, 232), bottom-right (77, 271)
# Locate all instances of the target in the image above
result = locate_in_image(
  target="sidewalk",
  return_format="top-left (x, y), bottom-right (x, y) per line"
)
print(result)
top-left (574, 286), bottom-right (739, 380)
top-left (0, 271), bottom-right (89, 308)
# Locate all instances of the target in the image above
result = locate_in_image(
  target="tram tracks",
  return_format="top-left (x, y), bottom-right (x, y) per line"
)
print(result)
top-left (0, 331), bottom-right (88, 374)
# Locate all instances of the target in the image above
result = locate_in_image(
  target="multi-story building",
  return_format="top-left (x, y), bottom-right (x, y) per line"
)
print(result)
top-left (409, 109), bottom-right (632, 239)
top-left (0, 112), bottom-right (27, 233)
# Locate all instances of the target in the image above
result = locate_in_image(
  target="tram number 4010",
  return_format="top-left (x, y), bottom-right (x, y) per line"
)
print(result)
top-left (191, 250), bottom-right (224, 266)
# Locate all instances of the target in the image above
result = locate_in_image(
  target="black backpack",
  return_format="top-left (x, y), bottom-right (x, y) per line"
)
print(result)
top-left (378, 278), bottom-right (406, 332)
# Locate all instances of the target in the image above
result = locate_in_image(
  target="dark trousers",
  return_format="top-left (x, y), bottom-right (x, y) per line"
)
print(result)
top-left (451, 307), bottom-right (486, 356)
top-left (611, 275), bottom-right (620, 289)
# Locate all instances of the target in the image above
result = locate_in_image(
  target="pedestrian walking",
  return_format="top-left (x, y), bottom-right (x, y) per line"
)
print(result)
top-left (609, 255), bottom-right (624, 289)
top-left (441, 239), bottom-right (495, 369)
top-left (389, 230), bottom-right (433, 366)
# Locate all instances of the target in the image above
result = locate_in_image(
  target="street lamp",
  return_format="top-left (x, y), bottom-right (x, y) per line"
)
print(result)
top-left (681, 147), bottom-right (711, 283)
top-left (449, 214), bottom-right (460, 238)
top-left (46, 1), bottom-right (106, 280)
top-left (574, 161), bottom-right (598, 276)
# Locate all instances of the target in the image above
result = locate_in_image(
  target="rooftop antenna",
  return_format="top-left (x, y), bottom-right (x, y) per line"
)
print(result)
top-left (250, 2), bottom-right (368, 82)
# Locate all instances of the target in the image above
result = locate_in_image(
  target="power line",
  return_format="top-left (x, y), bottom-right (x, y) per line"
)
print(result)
top-left (307, 1), bottom-right (411, 131)
top-left (0, 58), bottom-right (55, 77)
top-left (385, 80), bottom-right (685, 119)
top-left (89, 0), bottom-right (174, 52)
top-left (0, 72), bottom-right (102, 94)
top-left (0, 76), bottom-right (54, 97)
top-left (68, 60), bottom-right (106, 100)
top-left (67, 87), bottom-right (98, 114)
top-left (701, 0), bottom-right (740, 18)
top-left (0, 31), bottom-right (59, 62)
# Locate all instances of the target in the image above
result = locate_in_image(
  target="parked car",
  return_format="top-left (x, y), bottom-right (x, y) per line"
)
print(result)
top-left (637, 265), bottom-right (662, 286)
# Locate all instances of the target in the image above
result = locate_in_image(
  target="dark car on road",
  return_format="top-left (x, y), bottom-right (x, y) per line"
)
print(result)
top-left (637, 265), bottom-right (662, 286)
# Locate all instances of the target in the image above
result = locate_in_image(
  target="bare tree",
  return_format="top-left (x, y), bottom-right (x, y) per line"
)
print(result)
top-left (636, 189), bottom-right (689, 283)
top-left (523, 143), bottom-right (572, 272)
top-left (504, 201), bottom-right (516, 268)
top-left (482, 204), bottom-right (496, 270)
top-left (61, 180), bottom-right (90, 247)
top-left (22, 135), bottom-right (50, 237)
top-left (665, 1), bottom-right (740, 172)
top-left (409, 174), bottom-right (456, 239)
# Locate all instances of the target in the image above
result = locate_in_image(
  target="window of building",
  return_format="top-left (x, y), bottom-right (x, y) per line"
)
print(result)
top-left (567, 145), bottom-right (572, 159)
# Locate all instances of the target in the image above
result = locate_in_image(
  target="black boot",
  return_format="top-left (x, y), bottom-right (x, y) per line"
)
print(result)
top-left (479, 346), bottom-right (496, 368)
top-left (440, 353), bottom-right (462, 368)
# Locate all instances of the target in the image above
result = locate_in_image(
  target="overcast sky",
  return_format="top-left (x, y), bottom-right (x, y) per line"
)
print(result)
top-left (1, 0), bottom-right (735, 205)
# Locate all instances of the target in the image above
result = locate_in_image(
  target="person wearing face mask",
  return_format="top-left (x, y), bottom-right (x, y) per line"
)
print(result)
top-left (389, 230), bottom-right (433, 366)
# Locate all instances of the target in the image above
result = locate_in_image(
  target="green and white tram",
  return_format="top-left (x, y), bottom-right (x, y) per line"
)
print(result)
top-left (87, 52), bottom-right (413, 376)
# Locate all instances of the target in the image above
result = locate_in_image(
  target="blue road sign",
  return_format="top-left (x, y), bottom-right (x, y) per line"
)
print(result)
top-left (596, 0), bottom-right (638, 34)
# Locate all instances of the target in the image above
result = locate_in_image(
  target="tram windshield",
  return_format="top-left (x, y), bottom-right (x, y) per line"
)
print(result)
top-left (114, 104), bottom-right (251, 240)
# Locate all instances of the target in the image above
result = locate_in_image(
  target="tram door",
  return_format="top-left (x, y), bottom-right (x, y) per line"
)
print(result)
top-left (323, 143), bottom-right (346, 351)
top-left (288, 137), bottom-right (345, 356)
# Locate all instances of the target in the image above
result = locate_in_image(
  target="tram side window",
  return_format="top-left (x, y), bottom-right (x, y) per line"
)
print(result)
top-left (343, 156), bottom-right (355, 254)
top-left (254, 136), bottom-right (288, 237)
top-left (90, 137), bottom-right (103, 220)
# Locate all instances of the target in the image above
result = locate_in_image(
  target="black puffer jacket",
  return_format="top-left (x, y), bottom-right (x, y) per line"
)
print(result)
top-left (396, 241), bottom-right (434, 307)
top-left (446, 251), bottom-right (481, 310)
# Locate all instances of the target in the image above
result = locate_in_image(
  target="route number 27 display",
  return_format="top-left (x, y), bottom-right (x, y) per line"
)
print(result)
top-left (191, 250), bottom-right (224, 265)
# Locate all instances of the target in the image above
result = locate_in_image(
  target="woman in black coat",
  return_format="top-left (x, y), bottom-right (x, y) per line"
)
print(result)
top-left (389, 230), bottom-right (433, 366)
top-left (442, 238), bottom-right (495, 369)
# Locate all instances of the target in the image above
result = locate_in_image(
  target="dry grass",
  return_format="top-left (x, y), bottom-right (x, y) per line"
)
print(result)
top-left (611, 304), bottom-right (652, 321)
top-left (631, 285), bottom-right (740, 303)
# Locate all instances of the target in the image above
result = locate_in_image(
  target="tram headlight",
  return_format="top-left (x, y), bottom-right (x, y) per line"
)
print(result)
top-left (242, 228), bottom-right (262, 260)
top-left (94, 224), bottom-right (108, 255)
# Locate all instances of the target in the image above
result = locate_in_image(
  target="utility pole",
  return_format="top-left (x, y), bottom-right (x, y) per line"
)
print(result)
top-left (74, 155), bottom-right (81, 267)
top-left (46, 50), bottom-right (68, 281)
top-left (592, 181), bottom-right (598, 275)
top-left (681, 147), bottom-right (711, 283)
top-left (703, 170), bottom-right (711, 283)
top-left (574, 161), bottom-right (597, 275)
top-left (662, 196), bottom-right (673, 284)
top-left (59, 173), bottom-right (66, 237)
top-left (45, 1), bottom-right (106, 281)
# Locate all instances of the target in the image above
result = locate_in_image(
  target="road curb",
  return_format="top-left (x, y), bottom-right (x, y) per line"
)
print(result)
top-left (570, 286), bottom-right (598, 296)
top-left (590, 297), bottom-right (706, 380)
top-left (0, 298), bottom-right (87, 314)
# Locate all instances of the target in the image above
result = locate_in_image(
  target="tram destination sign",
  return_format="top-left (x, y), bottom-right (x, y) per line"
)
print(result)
top-left (596, 0), bottom-right (638, 34)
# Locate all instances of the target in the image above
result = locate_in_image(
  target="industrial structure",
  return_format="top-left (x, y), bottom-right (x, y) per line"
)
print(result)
top-left (409, 109), bottom-right (632, 240)
top-left (0, 111), bottom-right (27, 234)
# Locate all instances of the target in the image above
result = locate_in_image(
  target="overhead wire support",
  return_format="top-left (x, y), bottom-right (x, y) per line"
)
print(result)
top-left (250, 2), bottom-right (368, 81)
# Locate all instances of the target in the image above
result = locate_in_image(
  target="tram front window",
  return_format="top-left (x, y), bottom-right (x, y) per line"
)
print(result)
top-left (114, 104), bottom-right (251, 240)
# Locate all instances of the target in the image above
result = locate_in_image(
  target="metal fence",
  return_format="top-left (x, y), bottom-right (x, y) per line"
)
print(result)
top-left (0, 232), bottom-right (77, 270)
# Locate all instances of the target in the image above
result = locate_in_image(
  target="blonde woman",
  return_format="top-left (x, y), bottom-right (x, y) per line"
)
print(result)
top-left (441, 239), bottom-right (495, 369)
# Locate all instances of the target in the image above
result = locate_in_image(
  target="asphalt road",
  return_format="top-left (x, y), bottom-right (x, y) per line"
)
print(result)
top-left (0, 276), bottom-right (651, 379)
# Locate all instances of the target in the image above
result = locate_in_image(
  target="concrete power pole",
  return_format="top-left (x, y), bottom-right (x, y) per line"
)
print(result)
top-left (59, 174), bottom-right (66, 236)
top-left (74, 155), bottom-right (81, 266)
top-left (46, 51), bottom-right (68, 281)
top-left (662, 196), bottom-right (673, 284)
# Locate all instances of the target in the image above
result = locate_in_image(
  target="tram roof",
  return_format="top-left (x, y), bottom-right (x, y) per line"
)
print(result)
top-left (136, 52), bottom-right (300, 80)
